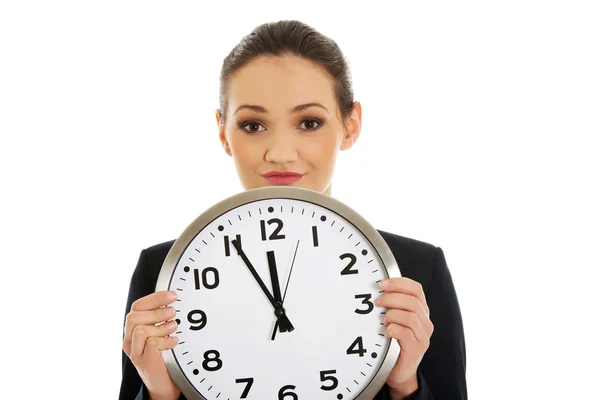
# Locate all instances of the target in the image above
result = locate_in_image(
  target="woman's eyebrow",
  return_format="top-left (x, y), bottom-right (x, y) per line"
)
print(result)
top-left (291, 103), bottom-right (329, 114)
top-left (234, 104), bottom-right (266, 115)
top-left (233, 102), bottom-right (329, 116)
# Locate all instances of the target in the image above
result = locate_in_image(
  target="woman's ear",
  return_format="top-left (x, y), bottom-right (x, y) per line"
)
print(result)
top-left (340, 101), bottom-right (362, 151)
top-left (216, 109), bottom-right (232, 157)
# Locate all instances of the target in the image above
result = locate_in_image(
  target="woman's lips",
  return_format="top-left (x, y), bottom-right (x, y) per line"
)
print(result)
top-left (263, 171), bottom-right (304, 185)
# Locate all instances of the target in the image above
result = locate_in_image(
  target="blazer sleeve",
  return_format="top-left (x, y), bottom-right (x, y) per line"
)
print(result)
top-left (374, 246), bottom-right (467, 400)
top-left (424, 246), bottom-right (467, 399)
top-left (119, 249), bottom-right (149, 400)
top-left (411, 246), bottom-right (467, 399)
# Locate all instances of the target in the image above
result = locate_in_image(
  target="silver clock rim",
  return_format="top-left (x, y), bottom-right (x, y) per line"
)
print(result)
top-left (155, 186), bottom-right (401, 400)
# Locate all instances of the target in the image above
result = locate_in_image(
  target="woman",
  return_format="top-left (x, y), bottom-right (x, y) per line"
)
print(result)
top-left (119, 20), bottom-right (467, 400)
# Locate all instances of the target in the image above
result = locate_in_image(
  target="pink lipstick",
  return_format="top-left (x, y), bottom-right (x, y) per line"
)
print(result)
top-left (263, 171), bottom-right (304, 185)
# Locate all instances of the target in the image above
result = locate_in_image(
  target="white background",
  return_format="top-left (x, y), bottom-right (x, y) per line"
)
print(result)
top-left (1, 1), bottom-right (598, 398)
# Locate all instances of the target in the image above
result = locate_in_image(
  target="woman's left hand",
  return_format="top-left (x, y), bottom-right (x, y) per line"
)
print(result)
top-left (376, 277), bottom-right (434, 398)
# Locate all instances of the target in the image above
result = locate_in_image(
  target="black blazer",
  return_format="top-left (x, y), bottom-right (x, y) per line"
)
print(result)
top-left (119, 230), bottom-right (467, 400)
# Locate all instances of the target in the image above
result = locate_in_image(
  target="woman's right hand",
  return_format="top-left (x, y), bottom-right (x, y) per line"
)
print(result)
top-left (123, 290), bottom-right (181, 400)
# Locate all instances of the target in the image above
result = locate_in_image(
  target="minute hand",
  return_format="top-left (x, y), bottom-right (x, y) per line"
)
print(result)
top-left (231, 239), bottom-right (294, 332)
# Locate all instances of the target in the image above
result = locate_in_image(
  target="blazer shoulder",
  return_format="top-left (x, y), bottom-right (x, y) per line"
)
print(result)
top-left (377, 229), bottom-right (439, 255)
top-left (132, 239), bottom-right (177, 293)
top-left (377, 229), bottom-right (441, 293)
top-left (145, 239), bottom-right (176, 264)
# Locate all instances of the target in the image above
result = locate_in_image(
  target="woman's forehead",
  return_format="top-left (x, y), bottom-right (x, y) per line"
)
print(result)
top-left (227, 55), bottom-right (337, 112)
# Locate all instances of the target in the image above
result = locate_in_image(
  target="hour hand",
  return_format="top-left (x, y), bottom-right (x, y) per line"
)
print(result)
top-left (267, 251), bottom-right (289, 333)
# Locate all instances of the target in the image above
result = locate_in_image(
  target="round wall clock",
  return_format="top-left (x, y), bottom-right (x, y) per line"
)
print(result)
top-left (156, 186), bottom-right (401, 400)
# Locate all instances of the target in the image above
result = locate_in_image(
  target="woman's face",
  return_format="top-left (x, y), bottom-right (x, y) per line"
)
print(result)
top-left (216, 55), bottom-right (362, 195)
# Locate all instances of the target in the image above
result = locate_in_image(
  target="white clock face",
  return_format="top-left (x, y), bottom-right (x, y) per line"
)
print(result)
top-left (163, 196), bottom-right (396, 400)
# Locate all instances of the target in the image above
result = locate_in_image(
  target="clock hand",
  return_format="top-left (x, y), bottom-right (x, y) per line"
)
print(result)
top-left (272, 239), bottom-right (300, 340)
top-left (267, 250), bottom-right (284, 308)
top-left (231, 239), bottom-right (294, 332)
top-left (282, 240), bottom-right (300, 302)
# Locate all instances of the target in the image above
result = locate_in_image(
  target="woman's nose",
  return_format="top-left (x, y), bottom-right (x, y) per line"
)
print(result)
top-left (264, 133), bottom-right (299, 164)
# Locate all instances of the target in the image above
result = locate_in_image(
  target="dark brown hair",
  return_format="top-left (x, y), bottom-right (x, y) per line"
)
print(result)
top-left (219, 20), bottom-right (354, 123)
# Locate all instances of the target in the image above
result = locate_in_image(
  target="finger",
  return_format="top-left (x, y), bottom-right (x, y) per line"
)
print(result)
top-left (385, 324), bottom-right (429, 364)
top-left (146, 336), bottom-right (179, 354)
top-left (376, 293), bottom-right (430, 330)
top-left (385, 324), bottom-right (419, 350)
top-left (379, 278), bottom-right (429, 316)
top-left (129, 321), bottom-right (178, 364)
top-left (124, 306), bottom-right (177, 342)
top-left (383, 309), bottom-right (430, 341)
top-left (131, 291), bottom-right (178, 312)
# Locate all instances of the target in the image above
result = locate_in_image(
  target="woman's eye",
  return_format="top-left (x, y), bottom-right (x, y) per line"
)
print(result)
top-left (241, 122), bottom-right (266, 133)
top-left (299, 119), bottom-right (321, 130)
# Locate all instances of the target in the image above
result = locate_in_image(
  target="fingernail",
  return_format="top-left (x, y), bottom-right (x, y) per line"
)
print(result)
top-left (168, 320), bottom-right (177, 328)
top-left (379, 280), bottom-right (389, 290)
top-left (168, 306), bottom-right (176, 316)
top-left (375, 297), bottom-right (381, 306)
top-left (168, 291), bottom-right (178, 300)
